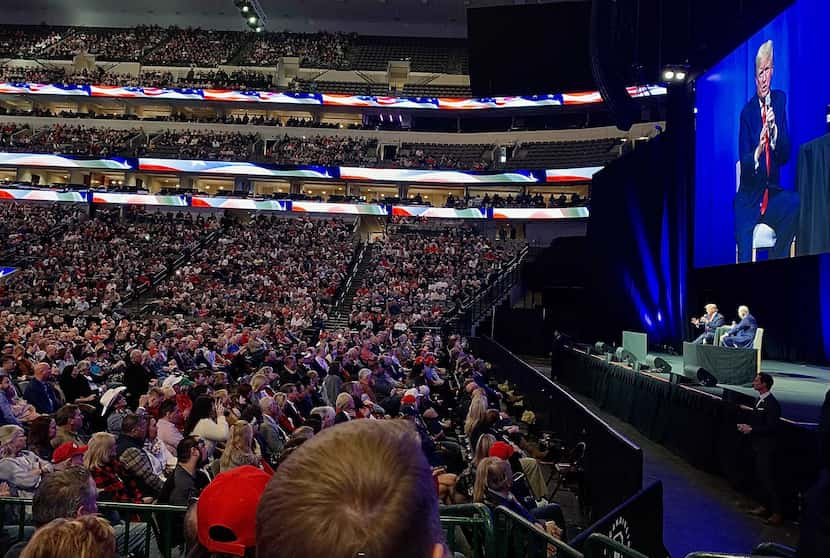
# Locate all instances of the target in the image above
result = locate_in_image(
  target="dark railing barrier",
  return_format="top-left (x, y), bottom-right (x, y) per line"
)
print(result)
top-left (469, 337), bottom-right (643, 522)
top-left (493, 505), bottom-right (583, 558)
top-left (569, 481), bottom-right (669, 558)
top-left (0, 497), bottom-right (188, 558)
top-left (553, 347), bottom-right (821, 519)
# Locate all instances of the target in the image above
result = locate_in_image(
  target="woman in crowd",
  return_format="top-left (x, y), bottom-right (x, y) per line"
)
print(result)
top-left (27, 416), bottom-right (56, 461)
top-left (473, 457), bottom-right (564, 541)
top-left (144, 416), bottom-right (175, 477)
top-left (0, 425), bottom-right (52, 496)
top-left (464, 394), bottom-right (489, 448)
top-left (84, 431), bottom-right (147, 504)
top-left (218, 420), bottom-right (259, 473)
top-left (183, 396), bottom-right (228, 459)
top-left (20, 515), bottom-right (116, 558)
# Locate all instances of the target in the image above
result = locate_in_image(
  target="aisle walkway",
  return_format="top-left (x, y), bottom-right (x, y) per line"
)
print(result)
top-left (521, 355), bottom-right (800, 558)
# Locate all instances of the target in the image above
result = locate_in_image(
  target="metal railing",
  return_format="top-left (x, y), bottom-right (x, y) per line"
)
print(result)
top-left (457, 244), bottom-right (529, 335)
top-left (493, 505), bottom-right (582, 558)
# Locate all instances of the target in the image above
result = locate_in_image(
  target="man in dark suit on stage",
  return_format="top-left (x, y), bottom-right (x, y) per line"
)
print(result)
top-left (721, 305), bottom-right (758, 348)
top-left (736, 39), bottom-right (799, 263)
top-left (738, 372), bottom-right (782, 525)
top-left (691, 303), bottom-right (725, 344)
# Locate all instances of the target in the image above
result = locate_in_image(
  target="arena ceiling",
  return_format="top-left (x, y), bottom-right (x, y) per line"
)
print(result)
top-left (3, 0), bottom-right (584, 38)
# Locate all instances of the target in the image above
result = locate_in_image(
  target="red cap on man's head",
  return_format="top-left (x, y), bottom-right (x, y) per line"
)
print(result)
top-left (52, 442), bottom-right (87, 465)
top-left (401, 394), bottom-right (417, 405)
top-left (197, 466), bottom-right (271, 556)
top-left (489, 441), bottom-right (515, 461)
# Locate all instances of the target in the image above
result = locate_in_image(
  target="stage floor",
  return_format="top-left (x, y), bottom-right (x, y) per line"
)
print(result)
top-left (651, 354), bottom-right (829, 424)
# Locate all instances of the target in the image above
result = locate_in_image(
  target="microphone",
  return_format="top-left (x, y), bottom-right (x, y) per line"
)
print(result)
top-left (764, 94), bottom-right (772, 136)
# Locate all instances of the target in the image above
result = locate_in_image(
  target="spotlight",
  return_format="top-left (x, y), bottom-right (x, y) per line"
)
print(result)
top-left (661, 64), bottom-right (691, 84)
top-left (255, 26), bottom-right (263, 33)
top-left (248, 16), bottom-right (258, 24)
top-left (241, 5), bottom-right (249, 12)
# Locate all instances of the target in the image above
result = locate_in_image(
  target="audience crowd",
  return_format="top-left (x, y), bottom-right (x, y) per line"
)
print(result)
top-left (0, 194), bottom-right (570, 558)
top-left (266, 134), bottom-right (377, 166)
top-left (145, 130), bottom-right (258, 161)
top-left (152, 216), bottom-right (354, 329)
top-left (242, 31), bottom-right (354, 68)
top-left (1, 124), bottom-right (139, 158)
top-left (142, 28), bottom-right (246, 67)
top-left (0, 27), bottom-right (65, 58)
top-left (349, 227), bottom-right (519, 329)
top-left (0, 204), bottom-right (82, 264)
top-left (0, 209), bottom-right (215, 312)
top-left (47, 26), bottom-right (168, 62)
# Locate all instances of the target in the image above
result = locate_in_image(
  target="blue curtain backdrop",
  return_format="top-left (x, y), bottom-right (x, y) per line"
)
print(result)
top-left (587, 124), bottom-right (690, 346)
top-left (694, 0), bottom-right (830, 268)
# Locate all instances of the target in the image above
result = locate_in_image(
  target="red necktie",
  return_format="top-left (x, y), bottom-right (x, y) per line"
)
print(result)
top-left (761, 104), bottom-right (770, 215)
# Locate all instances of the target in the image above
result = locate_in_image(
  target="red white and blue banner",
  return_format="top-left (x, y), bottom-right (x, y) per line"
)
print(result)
top-left (0, 152), bottom-right (132, 170)
top-left (0, 188), bottom-right (87, 202)
top-left (0, 81), bottom-right (666, 111)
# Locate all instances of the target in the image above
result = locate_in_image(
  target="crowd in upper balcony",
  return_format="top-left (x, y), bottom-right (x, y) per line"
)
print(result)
top-left (1, 124), bottom-right (139, 158)
top-left (0, 25), bottom-right (473, 74)
top-left (145, 130), bottom-right (258, 161)
top-left (242, 32), bottom-right (355, 68)
top-left (265, 135), bottom-right (378, 166)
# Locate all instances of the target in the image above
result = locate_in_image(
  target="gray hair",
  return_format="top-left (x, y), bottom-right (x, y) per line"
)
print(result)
top-left (755, 40), bottom-right (774, 69)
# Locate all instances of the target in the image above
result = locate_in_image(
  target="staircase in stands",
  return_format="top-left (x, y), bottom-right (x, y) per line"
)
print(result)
top-left (326, 243), bottom-right (373, 330)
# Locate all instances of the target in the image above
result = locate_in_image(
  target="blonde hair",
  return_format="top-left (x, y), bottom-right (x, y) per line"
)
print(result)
top-left (335, 392), bottom-right (353, 411)
top-left (473, 434), bottom-right (496, 466)
top-left (20, 515), bottom-right (116, 558)
top-left (472, 457), bottom-right (513, 504)
top-left (250, 373), bottom-right (268, 392)
top-left (756, 40), bottom-right (774, 69)
top-left (464, 395), bottom-right (488, 437)
top-left (0, 425), bottom-right (24, 458)
top-left (219, 420), bottom-right (258, 473)
top-left (84, 433), bottom-right (116, 470)
top-left (256, 419), bottom-right (442, 558)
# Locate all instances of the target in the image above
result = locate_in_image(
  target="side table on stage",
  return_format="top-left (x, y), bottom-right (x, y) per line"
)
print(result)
top-left (797, 133), bottom-right (830, 256)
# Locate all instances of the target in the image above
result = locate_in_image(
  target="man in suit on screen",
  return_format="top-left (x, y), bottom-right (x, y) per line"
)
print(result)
top-left (735, 40), bottom-right (799, 263)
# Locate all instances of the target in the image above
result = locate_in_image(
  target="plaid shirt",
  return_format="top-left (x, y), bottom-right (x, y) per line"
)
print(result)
top-left (117, 437), bottom-right (165, 497)
top-left (90, 459), bottom-right (144, 503)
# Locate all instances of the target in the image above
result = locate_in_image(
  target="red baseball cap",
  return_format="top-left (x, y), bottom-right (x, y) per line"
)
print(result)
top-left (489, 441), bottom-right (515, 461)
top-left (52, 442), bottom-right (88, 464)
top-left (197, 466), bottom-right (271, 556)
top-left (401, 394), bottom-right (417, 405)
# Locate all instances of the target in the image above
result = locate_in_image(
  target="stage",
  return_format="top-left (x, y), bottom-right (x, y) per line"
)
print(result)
top-left (552, 346), bottom-right (824, 518)
top-left (646, 353), bottom-right (829, 424)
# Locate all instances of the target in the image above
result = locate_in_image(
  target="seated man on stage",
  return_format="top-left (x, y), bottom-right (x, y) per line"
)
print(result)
top-left (691, 303), bottom-right (725, 344)
top-left (721, 305), bottom-right (758, 348)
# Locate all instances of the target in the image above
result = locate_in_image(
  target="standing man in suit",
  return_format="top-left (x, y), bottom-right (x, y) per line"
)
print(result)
top-left (691, 303), bottom-right (726, 344)
top-left (735, 40), bottom-right (799, 263)
top-left (738, 372), bottom-right (782, 525)
top-left (722, 305), bottom-right (758, 348)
